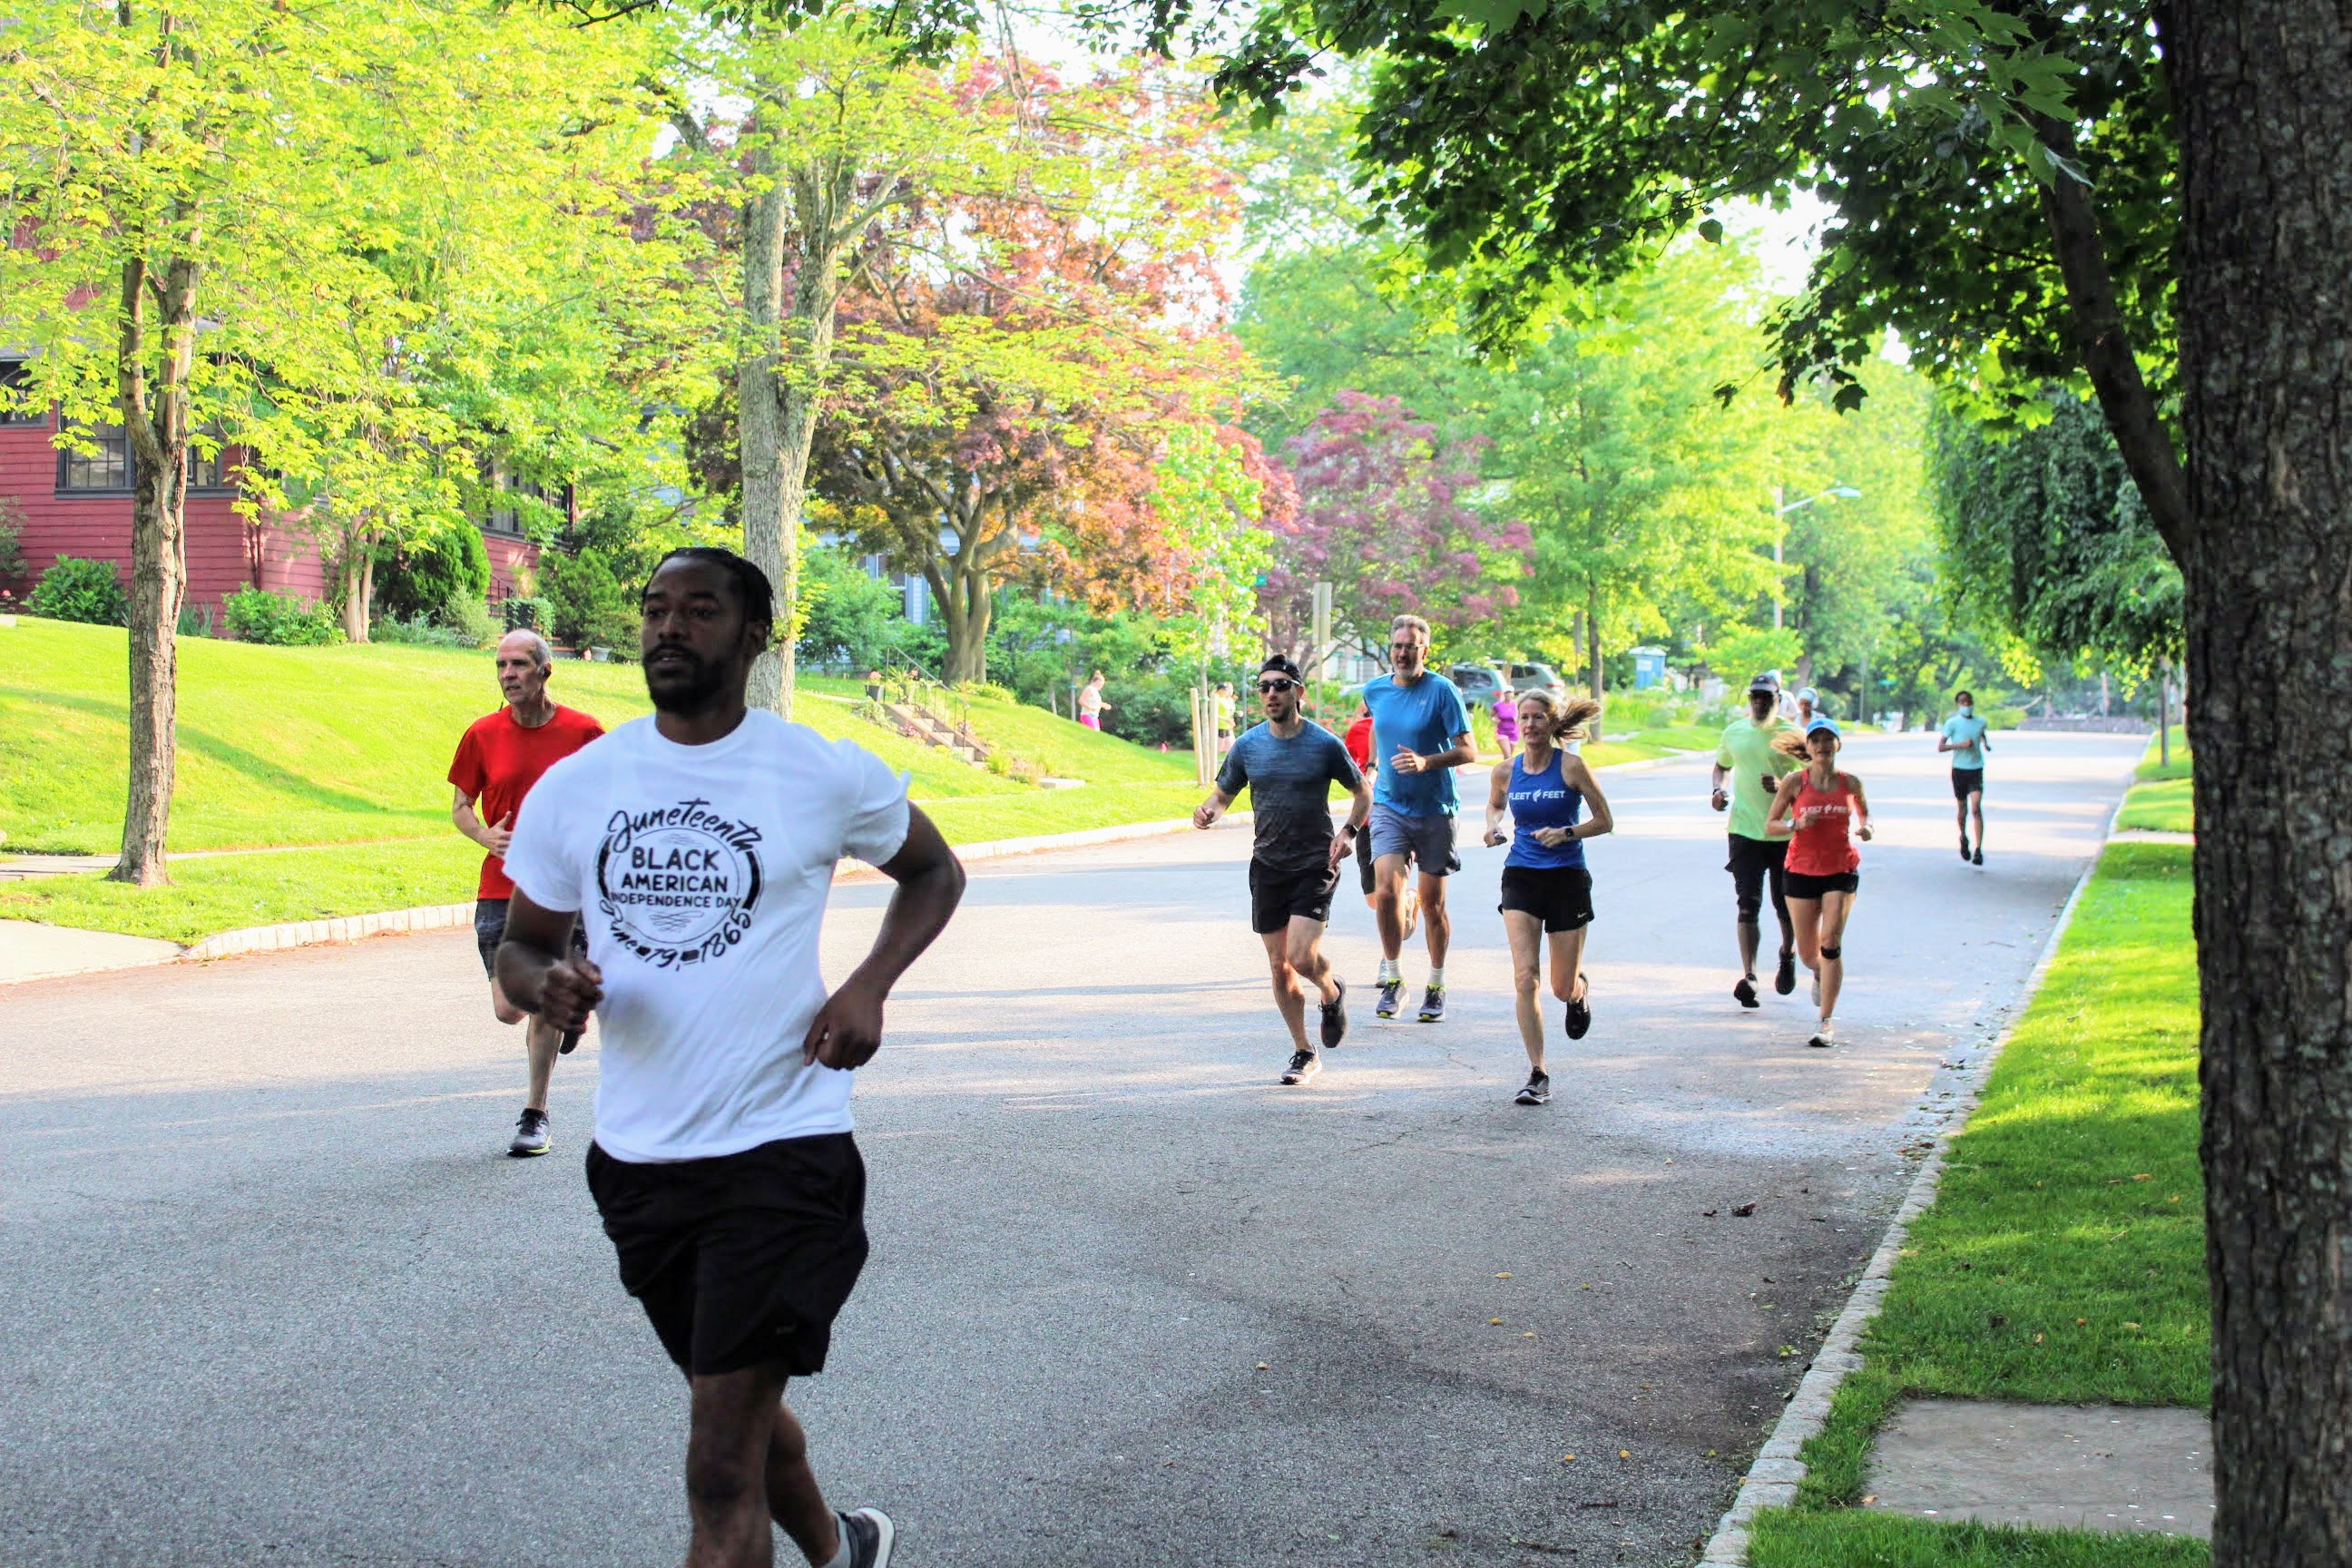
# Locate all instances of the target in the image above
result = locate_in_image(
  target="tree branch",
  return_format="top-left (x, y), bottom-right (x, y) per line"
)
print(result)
top-left (2034, 116), bottom-right (2190, 556)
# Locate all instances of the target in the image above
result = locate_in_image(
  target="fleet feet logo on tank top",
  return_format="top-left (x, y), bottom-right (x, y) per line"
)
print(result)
top-left (594, 799), bottom-right (763, 967)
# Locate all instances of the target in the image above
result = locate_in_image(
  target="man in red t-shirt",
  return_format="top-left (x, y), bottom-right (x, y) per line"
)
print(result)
top-left (449, 628), bottom-right (605, 1157)
top-left (1342, 701), bottom-right (1416, 940)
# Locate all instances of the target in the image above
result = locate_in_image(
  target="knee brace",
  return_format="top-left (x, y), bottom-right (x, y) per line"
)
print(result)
top-left (1821, 944), bottom-right (1842, 961)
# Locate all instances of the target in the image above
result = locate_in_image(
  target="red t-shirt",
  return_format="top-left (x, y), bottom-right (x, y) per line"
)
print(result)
top-left (448, 705), bottom-right (606, 898)
top-left (1344, 713), bottom-right (1375, 770)
top-left (1785, 770), bottom-right (1863, 877)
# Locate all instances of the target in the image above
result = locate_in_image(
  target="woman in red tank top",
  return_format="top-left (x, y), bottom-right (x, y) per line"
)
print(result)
top-left (1767, 718), bottom-right (1872, 1048)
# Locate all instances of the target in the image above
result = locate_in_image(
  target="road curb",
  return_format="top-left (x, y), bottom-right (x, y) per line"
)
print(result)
top-left (1695, 795), bottom-right (2129, 1564)
top-left (180, 902), bottom-right (476, 963)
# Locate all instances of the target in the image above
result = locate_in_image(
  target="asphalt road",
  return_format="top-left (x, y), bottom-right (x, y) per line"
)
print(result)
top-left (0, 730), bottom-right (2144, 1568)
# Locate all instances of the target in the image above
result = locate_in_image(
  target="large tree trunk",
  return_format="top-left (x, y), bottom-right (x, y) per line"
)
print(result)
top-left (2172, 1), bottom-right (2352, 1560)
top-left (941, 555), bottom-right (992, 684)
top-left (112, 251), bottom-right (197, 887)
top-left (737, 114), bottom-right (795, 718)
top-left (338, 524), bottom-right (372, 643)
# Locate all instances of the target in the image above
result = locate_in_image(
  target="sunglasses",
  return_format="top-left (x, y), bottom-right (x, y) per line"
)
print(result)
top-left (1258, 678), bottom-right (1298, 694)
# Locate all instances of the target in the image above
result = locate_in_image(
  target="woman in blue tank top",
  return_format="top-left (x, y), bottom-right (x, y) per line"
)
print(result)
top-left (1481, 691), bottom-right (1614, 1105)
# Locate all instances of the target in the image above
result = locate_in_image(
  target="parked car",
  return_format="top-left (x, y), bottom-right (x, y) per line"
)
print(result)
top-left (1505, 662), bottom-right (1568, 699)
top-left (1444, 662), bottom-right (1513, 708)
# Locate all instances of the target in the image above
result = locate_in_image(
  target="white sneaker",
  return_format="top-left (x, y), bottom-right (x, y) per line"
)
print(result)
top-left (1808, 1019), bottom-right (1837, 1049)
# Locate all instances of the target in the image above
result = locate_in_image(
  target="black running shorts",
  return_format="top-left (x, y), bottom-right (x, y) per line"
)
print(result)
top-left (1497, 864), bottom-right (1595, 933)
top-left (1951, 767), bottom-right (1984, 800)
top-left (1724, 835), bottom-right (1790, 925)
top-left (1783, 868), bottom-right (1860, 900)
top-left (584, 1132), bottom-right (869, 1378)
top-left (1250, 858), bottom-right (1340, 935)
top-left (474, 897), bottom-right (586, 980)
top-left (1355, 827), bottom-right (1377, 897)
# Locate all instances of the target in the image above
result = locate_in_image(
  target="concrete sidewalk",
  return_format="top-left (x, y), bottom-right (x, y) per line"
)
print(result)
top-left (0, 920), bottom-right (180, 984)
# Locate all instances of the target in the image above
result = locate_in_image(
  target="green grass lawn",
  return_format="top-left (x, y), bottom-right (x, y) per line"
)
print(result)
top-left (0, 618), bottom-right (1210, 942)
top-left (2117, 729), bottom-right (2192, 834)
top-left (1749, 841), bottom-right (2207, 1566)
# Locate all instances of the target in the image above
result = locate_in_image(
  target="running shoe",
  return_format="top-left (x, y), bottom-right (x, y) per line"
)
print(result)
top-left (1774, 949), bottom-right (1798, 996)
top-left (1281, 1049), bottom-right (1321, 1085)
top-left (1808, 1020), bottom-right (1838, 1049)
top-left (1417, 984), bottom-right (1446, 1023)
top-left (1732, 975), bottom-right (1760, 1009)
top-left (838, 1507), bottom-right (896, 1568)
top-left (1376, 977), bottom-right (1404, 1018)
top-left (1319, 977), bottom-right (1348, 1049)
top-left (507, 1108), bottom-right (551, 1158)
top-left (1514, 1070), bottom-right (1552, 1106)
top-left (1973, 847), bottom-right (1984, 867)
top-left (1563, 975), bottom-right (1592, 1040)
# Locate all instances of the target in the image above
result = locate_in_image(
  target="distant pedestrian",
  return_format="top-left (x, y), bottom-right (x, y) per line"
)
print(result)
top-left (447, 628), bottom-right (603, 1158)
top-left (1483, 691), bottom-right (1612, 1105)
top-left (1077, 671), bottom-right (1109, 731)
top-left (1795, 686), bottom-right (1820, 728)
top-left (1193, 656), bottom-right (1369, 1086)
top-left (498, 546), bottom-right (965, 1568)
top-left (1711, 673), bottom-right (1802, 1009)
top-left (1767, 717), bottom-right (1872, 1048)
top-left (1364, 615), bottom-right (1476, 1023)
top-left (1212, 681), bottom-right (1238, 756)
top-left (1938, 689), bottom-right (1992, 865)
top-left (1491, 690), bottom-right (1520, 752)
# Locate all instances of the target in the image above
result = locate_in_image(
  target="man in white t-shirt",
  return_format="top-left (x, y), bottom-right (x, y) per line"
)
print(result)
top-left (498, 547), bottom-right (964, 1568)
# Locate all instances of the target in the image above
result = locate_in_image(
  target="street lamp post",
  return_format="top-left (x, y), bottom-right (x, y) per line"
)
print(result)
top-left (1770, 485), bottom-right (1862, 629)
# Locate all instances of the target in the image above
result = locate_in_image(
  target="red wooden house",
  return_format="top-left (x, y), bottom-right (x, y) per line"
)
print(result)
top-left (0, 358), bottom-right (540, 615)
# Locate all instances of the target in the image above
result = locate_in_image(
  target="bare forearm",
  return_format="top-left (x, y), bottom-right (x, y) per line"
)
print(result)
top-left (452, 799), bottom-right (497, 852)
top-left (846, 860), bottom-right (965, 998)
top-left (495, 934), bottom-right (564, 1012)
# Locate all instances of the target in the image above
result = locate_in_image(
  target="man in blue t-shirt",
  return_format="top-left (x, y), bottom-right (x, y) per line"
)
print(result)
top-left (1361, 614), bottom-right (1476, 1023)
top-left (1937, 688), bottom-right (1993, 866)
top-left (1194, 654), bottom-right (1370, 1086)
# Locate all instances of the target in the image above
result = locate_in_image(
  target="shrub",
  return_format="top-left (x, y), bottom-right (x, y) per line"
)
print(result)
top-left (374, 525), bottom-right (492, 622)
top-left (371, 611), bottom-right (474, 648)
top-left (0, 496), bottom-right (25, 587)
top-left (502, 595), bottom-right (551, 633)
top-left (224, 587), bottom-right (342, 646)
top-left (543, 548), bottom-right (639, 654)
top-left (1102, 674), bottom-right (1196, 748)
top-left (176, 602), bottom-right (218, 639)
top-left (29, 555), bottom-right (128, 625)
top-left (438, 594), bottom-right (500, 648)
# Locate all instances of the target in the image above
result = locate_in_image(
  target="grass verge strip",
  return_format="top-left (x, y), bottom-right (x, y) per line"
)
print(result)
top-left (1748, 841), bottom-right (2205, 1563)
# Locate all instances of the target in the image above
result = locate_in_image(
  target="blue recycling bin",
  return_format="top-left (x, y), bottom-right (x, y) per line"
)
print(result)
top-left (1632, 646), bottom-right (1667, 690)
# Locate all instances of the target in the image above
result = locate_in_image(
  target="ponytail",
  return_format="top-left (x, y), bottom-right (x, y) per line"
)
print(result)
top-left (1516, 690), bottom-right (1602, 745)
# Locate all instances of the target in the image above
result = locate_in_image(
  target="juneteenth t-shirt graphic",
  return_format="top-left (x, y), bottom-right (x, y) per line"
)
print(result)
top-left (594, 799), bottom-right (764, 967)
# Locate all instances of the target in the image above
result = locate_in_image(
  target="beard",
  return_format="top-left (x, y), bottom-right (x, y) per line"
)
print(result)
top-left (642, 647), bottom-right (731, 714)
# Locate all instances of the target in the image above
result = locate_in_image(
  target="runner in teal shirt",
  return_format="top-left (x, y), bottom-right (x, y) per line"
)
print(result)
top-left (1938, 689), bottom-right (1992, 865)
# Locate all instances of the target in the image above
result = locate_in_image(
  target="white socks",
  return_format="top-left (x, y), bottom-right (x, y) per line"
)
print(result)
top-left (1429, 966), bottom-right (1446, 990)
top-left (1377, 958), bottom-right (1401, 983)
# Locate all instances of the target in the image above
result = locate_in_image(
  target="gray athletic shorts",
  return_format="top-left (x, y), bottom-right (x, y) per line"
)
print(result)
top-left (1368, 803), bottom-right (1458, 877)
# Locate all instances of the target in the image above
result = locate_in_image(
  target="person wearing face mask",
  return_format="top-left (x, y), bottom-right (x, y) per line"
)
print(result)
top-left (1937, 689), bottom-right (1993, 865)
